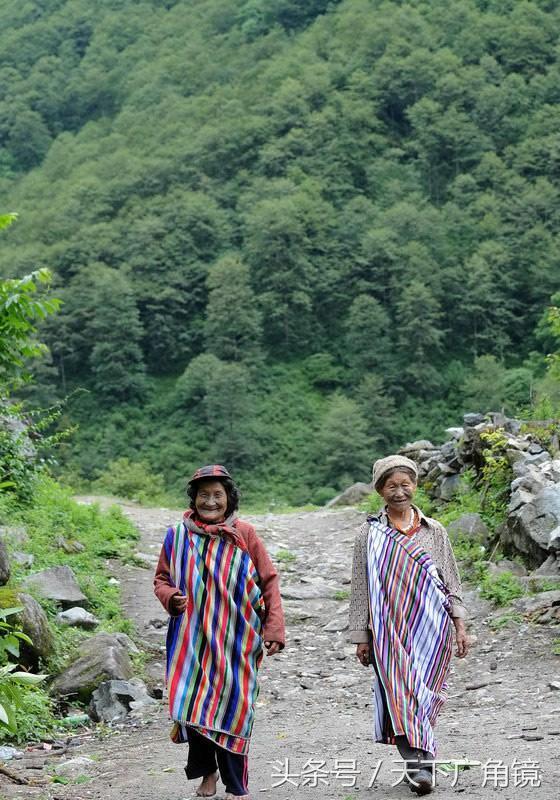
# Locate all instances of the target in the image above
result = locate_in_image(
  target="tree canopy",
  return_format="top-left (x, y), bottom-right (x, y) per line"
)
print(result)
top-left (1, 0), bottom-right (559, 502)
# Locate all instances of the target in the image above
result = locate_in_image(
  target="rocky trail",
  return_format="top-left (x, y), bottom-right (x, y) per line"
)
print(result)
top-left (1, 500), bottom-right (559, 800)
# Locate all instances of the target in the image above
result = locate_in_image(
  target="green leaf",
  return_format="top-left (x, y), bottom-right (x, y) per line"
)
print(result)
top-left (9, 672), bottom-right (47, 685)
top-left (0, 606), bottom-right (24, 619)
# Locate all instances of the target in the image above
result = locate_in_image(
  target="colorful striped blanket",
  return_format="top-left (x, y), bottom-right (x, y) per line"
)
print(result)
top-left (165, 522), bottom-right (264, 755)
top-left (366, 520), bottom-right (453, 757)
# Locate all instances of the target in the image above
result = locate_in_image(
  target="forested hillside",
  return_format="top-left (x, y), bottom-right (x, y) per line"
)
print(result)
top-left (1, 0), bottom-right (560, 503)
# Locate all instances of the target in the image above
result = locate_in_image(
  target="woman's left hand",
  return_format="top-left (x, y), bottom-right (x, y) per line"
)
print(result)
top-left (453, 620), bottom-right (469, 658)
top-left (265, 640), bottom-right (281, 656)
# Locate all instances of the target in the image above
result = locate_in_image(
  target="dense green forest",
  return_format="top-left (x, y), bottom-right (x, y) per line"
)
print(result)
top-left (1, 0), bottom-right (560, 504)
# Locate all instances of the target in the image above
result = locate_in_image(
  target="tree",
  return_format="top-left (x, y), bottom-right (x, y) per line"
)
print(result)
top-left (204, 255), bottom-right (262, 363)
top-left (343, 294), bottom-right (394, 382)
top-left (87, 266), bottom-right (146, 402)
top-left (0, 214), bottom-right (59, 390)
top-left (314, 392), bottom-right (374, 489)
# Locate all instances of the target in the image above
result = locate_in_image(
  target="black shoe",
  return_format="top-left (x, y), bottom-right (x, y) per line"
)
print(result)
top-left (409, 767), bottom-right (434, 795)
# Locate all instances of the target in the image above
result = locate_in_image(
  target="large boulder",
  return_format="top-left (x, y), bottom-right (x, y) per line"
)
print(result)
top-left (506, 485), bottom-right (560, 566)
top-left (89, 679), bottom-right (156, 722)
top-left (447, 513), bottom-right (490, 546)
top-left (16, 593), bottom-right (54, 668)
top-left (326, 482), bottom-right (372, 508)
top-left (513, 590), bottom-right (560, 623)
top-left (0, 538), bottom-right (10, 585)
top-left (50, 632), bottom-right (135, 700)
top-left (22, 565), bottom-right (87, 608)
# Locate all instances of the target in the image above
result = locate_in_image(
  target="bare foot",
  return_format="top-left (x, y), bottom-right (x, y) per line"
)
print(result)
top-left (195, 771), bottom-right (218, 797)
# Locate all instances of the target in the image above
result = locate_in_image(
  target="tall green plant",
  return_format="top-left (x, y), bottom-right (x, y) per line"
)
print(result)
top-left (0, 606), bottom-right (46, 734)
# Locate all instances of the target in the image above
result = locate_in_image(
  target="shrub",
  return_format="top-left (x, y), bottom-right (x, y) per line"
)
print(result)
top-left (91, 457), bottom-right (168, 504)
top-left (479, 571), bottom-right (525, 606)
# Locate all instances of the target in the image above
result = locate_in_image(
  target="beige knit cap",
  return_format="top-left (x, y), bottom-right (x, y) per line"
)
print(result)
top-left (372, 455), bottom-right (418, 491)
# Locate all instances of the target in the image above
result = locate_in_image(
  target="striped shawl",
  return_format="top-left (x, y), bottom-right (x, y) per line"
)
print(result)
top-left (366, 519), bottom-right (453, 756)
top-left (165, 521), bottom-right (264, 754)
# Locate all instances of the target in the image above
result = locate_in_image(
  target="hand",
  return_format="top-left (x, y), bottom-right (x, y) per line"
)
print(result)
top-left (171, 593), bottom-right (188, 614)
top-left (265, 640), bottom-right (281, 656)
top-left (356, 642), bottom-right (371, 667)
top-left (453, 620), bottom-right (469, 658)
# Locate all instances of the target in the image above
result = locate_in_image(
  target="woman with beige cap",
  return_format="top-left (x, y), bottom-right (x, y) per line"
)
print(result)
top-left (349, 455), bottom-right (468, 796)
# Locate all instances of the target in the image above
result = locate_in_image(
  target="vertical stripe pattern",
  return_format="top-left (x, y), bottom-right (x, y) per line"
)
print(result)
top-left (366, 520), bottom-right (453, 757)
top-left (165, 522), bottom-right (264, 755)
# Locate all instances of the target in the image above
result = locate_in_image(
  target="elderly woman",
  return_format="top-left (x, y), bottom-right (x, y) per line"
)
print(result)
top-left (349, 455), bottom-right (468, 796)
top-left (154, 465), bottom-right (285, 800)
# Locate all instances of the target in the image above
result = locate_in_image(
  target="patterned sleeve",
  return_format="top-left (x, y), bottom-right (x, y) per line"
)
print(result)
top-left (153, 525), bottom-right (182, 616)
top-left (434, 521), bottom-right (468, 620)
top-left (348, 523), bottom-right (371, 643)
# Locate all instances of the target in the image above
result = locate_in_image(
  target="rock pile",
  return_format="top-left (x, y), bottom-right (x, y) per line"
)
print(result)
top-left (400, 412), bottom-right (560, 575)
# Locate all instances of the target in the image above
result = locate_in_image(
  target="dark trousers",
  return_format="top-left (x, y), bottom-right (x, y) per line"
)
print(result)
top-left (395, 735), bottom-right (433, 771)
top-left (185, 726), bottom-right (249, 795)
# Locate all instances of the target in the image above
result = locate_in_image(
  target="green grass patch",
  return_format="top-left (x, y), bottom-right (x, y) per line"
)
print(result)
top-left (479, 572), bottom-right (525, 606)
top-left (334, 589), bottom-right (350, 601)
top-left (274, 549), bottom-right (296, 563)
top-left (488, 612), bottom-right (524, 630)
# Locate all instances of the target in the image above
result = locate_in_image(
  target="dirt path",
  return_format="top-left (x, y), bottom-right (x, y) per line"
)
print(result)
top-left (2, 501), bottom-right (559, 800)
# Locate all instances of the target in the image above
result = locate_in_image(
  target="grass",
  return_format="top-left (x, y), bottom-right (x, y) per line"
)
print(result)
top-left (274, 549), bottom-right (296, 563)
top-left (0, 475), bottom-right (140, 742)
top-left (488, 612), bottom-right (524, 630)
top-left (553, 638), bottom-right (560, 656)
top-left (334, 589), bottom-right (350, 601)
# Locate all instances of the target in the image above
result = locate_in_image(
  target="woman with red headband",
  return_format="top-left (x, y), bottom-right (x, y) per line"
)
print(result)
top-left (154, 464), bottom-right (285, 800)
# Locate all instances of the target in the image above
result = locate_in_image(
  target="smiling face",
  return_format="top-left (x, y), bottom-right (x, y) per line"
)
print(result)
top-left (378, 469), bottom-right (417, 514)
top-left (194, 479), bottom-right (228, 523)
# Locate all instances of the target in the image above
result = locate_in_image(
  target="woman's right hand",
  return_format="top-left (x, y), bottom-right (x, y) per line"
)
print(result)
top-left (171, 593), bottom-right (188, 614)
top-left (356, 642), bottom-right (371, 667)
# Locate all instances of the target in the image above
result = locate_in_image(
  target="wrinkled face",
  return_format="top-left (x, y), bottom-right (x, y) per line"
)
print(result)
top-left (379, 470), bottom-right (417, 511)
top-left (195, 479), bottom-right (228, 523)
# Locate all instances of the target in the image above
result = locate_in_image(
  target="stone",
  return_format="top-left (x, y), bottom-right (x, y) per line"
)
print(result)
top-left (400, 440), bottom-right (435, 454)
top-left (463, 413), bottom-right (486, 427)
top-left (282, 583), bottom-right (338, 600)
top-left (528, 442), bottom-right (546, 455)
top-left (326, 482), bottom-right (372, 507)
top-left (507, 485), bottom-right (560, 563)
top-left (51, 632), bottom-right (135, 700)
top-left (513, 590), bottom-right (560, 623)
top-left (448, 513), bottom-right (489, 545)
top-left (12, 551), bottom-right (34, 568)
top-left (322, 617), bottom-right (349, 632)
top-left (22, 565), bottom-right (87, 608)
top-left (0, 525), bottom-right (28, 546)
top-left (512, 452), bottom-right (550, 475)
top-left (54, 756), bottom-right (96, 778)
top-left (438, 474), bottom-right (462, 501)
top-left (487, 559), bottom-right (528, 578)
top-left (55, 536), bottom-right (86, 554)
top-left (549, 681), bottom-right (560, 691)
top-left (89, 678), bottom-right (156, 722)
top-left (15, 593), bottom-right (54, 667)
top-left (532, 554), bottom-right (560, 575)
top-left (80, 631), bottom-right (139, 657)
top-left (0, 746), bottom-right (23, 761)
top-left (508, 489), bottom-right (536, 513)
top-left (56, 607), bottom-right (100, 629)
top-left (445, 427), bottom-right (464, 440)
top-left (0, 538), bottom-right (10, 585)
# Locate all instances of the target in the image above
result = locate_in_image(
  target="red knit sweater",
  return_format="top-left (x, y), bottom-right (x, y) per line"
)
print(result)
top-left (153, 518), bottom-right (286, 647)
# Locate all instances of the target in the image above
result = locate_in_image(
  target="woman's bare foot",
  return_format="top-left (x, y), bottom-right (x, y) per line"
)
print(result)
top-left (195, 771), bottom-right (218, 797)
